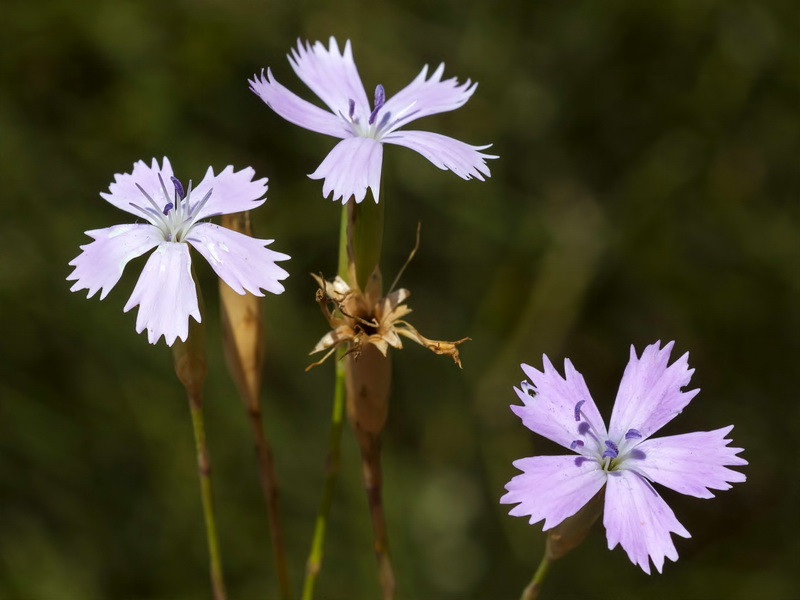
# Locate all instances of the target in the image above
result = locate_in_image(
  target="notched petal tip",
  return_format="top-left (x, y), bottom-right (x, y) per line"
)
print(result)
top-left (122, 243), bottom-right (200, 348)
top-left (604, 470), bottom-right (689, 575)
top-left (309, 137), bottom-right (383, 204)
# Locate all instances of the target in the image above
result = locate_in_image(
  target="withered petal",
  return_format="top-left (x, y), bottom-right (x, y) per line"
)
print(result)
top-left (395, 321), bottom-right (470, 368)
top-left (311, 326), bottom-right (357, 354)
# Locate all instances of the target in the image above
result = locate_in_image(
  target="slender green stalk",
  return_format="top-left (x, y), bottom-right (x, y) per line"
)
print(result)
top-left (345, 198), bottom-right (385, 289)
top-left (173, 277), bottom-right (226, 600)
top-left (188, 392), bottom-right (228, 600)
top-left (303, 196), bottom-right (387, 599)
top-left (302, 204), bottom-right (353, 600)
top-left (301, 352), bottom-right (346, 600)
top-left (520, 553), bottom-right (551, 600)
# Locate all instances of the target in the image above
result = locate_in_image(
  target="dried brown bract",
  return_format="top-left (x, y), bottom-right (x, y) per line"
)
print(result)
top-left (306, 264), bottom-right (469, 371)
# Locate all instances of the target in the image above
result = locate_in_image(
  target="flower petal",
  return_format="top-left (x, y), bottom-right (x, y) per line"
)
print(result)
top-left (501, 455), bottom-right (606, 530)
top-left (100, 157), bottom-right (175, 218)
top-left (381, 63), bottom-right (478, 132)
top-left (288, 37), bottom-right (370, 118)
top-left (123, 242), bottom-right (200, 345)
top-left (188, 223), bottom-right (290, 296)
top-left (634, 426), bottom-right (747, 499)
top-left (67, 224), bottom-right (162, 300)
top-left (604, 469), bottom-right (690, 574)
top-left (513, 357), bottom-right (608, 452)
top-left (249, 68), bottom-right (350, 138)
top-left (190, 165), bottom-right (269, 220)
top-left (383, 130), bottom-right (495, 181)
top-left (309, 137), bottom-right (383, 204)
top-left (608, 341), bottom-right (700, 442)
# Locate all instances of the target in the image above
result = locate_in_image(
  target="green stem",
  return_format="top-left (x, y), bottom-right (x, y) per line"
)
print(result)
top-left (520, 553), bottom-right (551, 600)
top-left (341, 198), bottom-right (385, 288)
top-left (302, 203), bottom-right (354, 600)
top-left (301, 352), bottom-right (346, 600)
top-left (173, 277), bottom-right (226, 600)
top-left (188, 391), bottom-right (228, 600)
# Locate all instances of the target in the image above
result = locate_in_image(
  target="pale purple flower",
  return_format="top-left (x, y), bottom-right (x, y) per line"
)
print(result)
top-left (249, 37), bottom-right (497, 204)
top-left (501, 341), bottom-right (746, 574)
top-left (68, 158), bottom-right (290, 345)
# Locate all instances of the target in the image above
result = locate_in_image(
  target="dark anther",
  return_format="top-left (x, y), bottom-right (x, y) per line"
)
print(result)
top-left (574, 400), bottom-right (585, 422)
top-left (625, 429), bottom-right (642, 439)
top-left (170, 176), bottom-right (185, 200)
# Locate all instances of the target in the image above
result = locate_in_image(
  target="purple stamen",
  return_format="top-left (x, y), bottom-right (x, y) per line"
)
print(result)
top-left (157, 173), bottom-right (171, 204)
top-left (368, 107), bottom-right (380, 125)
top-left (162, 202), bottom-right (174, 215)
top-left (348, 99), bottom-right (356, 120)
top-left (183, 179), bottom-right (194, 210)
top-left (376, 110), bottom-right (392, 131)
top-left (374, 84), bottom-right (385, 109)
top-left (625, 428), bottom-right (642, 439)
top-left (368, 84), bottom-right (386, 125)
top-left (570, 440), bottom-right (584, 450)
top-left (602, 440), bottom-right (619, 459)
top-left (574, 400), bottom-right (585, 422)
top-left (128, 202), bottom-right (158, 221)
top-left (189, 188), bottom-right (214, 223)
top-left (133, 183), bottom-right (164, 217)
top-left (171, 176), bottom-right (185, 200)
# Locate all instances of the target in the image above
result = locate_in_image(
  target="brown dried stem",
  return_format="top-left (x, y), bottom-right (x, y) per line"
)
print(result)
top-left (219, 212), bottom-right (291, 600)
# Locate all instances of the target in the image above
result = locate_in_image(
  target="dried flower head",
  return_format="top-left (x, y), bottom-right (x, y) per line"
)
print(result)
top-left (306, 264), bottom-right (468, 370)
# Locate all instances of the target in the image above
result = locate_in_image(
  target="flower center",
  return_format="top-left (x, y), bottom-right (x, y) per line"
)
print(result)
top-left (368, 84), bottom-right (386, 125)
top-left (343, 84), bottom-right (394, 139)
top-left (129, 174), bottom-right (213, 242)
top-left (517, 379), bottom-right (646, 472)
top-left (571, 400), bottom-right (643, 472)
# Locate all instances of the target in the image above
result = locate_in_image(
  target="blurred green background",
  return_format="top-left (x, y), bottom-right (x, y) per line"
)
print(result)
top-left (1, 0), bottom-right (798, 598)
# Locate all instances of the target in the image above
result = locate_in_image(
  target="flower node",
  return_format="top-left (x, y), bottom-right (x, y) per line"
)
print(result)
top-left (306, 267), bottom-right (469, 371)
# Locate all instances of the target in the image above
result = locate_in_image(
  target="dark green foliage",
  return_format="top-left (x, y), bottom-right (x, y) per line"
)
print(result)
top-left (0, 0), bottom-right (797, 598)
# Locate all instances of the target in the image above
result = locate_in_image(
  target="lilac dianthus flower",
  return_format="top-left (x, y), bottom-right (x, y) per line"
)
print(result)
top-left (249, 37), bottom-right (497, 204)
top-left (68, 158), bottom-right (290, 345)
top-left (501, 341), bottom-right (746, 574)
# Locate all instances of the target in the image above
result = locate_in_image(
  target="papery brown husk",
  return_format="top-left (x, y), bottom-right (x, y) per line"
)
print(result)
top-left (345, 336), bottom-right (395, 599)
top-left (346, 343), bottom-right (392, 440)
top-left (217, 212), bottom-right (292, 600)
top-left (219, 212), bottom-right (264, 404)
